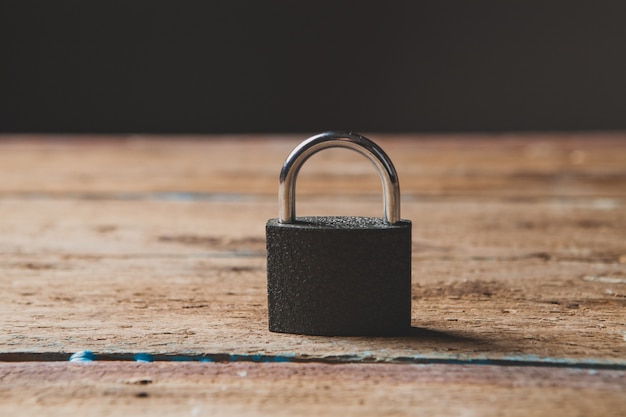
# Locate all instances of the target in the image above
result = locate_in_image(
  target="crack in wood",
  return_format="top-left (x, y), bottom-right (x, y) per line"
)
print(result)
top-left (0, 352), bottom-right (625, 370)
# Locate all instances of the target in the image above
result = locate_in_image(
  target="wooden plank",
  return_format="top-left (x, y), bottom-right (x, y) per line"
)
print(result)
top-left (1, 362), bottom-right (624, 417)
top-left (0, 133), bottom-right (624, 199)
top-left (1, 198), bottom-right (625, 362)
top-left (0, 134), bottom-right (625, 364)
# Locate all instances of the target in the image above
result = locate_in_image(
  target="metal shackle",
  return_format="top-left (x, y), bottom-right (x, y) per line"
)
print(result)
top-left (279, 131), bottom-right (401, 224)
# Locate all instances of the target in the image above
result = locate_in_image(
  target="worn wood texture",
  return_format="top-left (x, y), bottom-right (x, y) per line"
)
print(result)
top-left (1, 133), bottom-right (625, 364)
top-left (1, 362), bottom-right (625, 417)
top-left (1, 133), bottom-right (625, 416)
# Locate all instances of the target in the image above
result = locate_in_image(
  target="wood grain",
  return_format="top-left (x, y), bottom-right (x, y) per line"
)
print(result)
top-left (0, 133), bottom-right (624, 199)
top-left (0, 133), bottom-right (625, 415)
top-left (1, 362), bottom-right (624, 417)
top-left (1, 134), bottom-right (624, 363)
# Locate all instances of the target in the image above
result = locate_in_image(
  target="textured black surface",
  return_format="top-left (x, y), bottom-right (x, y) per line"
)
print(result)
top-left (266, 216), bottom-right (412, 336)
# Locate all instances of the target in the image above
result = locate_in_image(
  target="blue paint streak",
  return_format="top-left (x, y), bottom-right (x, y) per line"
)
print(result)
top-left (134, 353), bottom-right (154, 363)
top-left (68, 350), bottom-right (95, 362)
top-left (228, 353), bottom-right (292, 363)
top-left (57, 351), bottom-right (626, 370)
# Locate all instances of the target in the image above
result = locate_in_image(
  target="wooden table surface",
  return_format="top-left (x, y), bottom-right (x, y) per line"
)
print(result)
top-left (0, 133), bottom-right (625, 416)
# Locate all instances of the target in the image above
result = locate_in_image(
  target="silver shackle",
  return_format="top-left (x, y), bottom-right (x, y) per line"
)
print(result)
top-left (279, 131), bottom-right (401, 224)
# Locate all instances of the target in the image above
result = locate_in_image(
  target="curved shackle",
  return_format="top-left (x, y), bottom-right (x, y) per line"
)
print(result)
top-left (279, 131), bottom-right (401, 224)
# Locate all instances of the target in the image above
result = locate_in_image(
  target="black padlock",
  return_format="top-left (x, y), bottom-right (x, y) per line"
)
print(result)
top-left (266, 131), bottom-right (412, 336)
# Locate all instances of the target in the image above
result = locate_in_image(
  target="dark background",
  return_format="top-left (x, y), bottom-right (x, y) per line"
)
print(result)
top-left (1, 1), bottom-right (625, 133)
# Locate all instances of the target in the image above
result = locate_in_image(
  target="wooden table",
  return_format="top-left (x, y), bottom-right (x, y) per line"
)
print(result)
top-left (1, 133), bottom-right (625, 416)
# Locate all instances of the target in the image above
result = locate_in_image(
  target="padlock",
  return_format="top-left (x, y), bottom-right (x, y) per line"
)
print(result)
top-left (266, 131), bottom-right (412, 336)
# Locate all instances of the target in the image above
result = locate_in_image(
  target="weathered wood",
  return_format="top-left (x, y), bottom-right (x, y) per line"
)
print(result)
top-left (0, 134), bottom-right (625, 363)
top-left (1, 134), bottom-right (625, 416)
top-left (1, 362), bottom-right (624, 417)
top-left (0, 133), bottom-right (624, 199)
top-left (0, 197), bottom-right (625, 363)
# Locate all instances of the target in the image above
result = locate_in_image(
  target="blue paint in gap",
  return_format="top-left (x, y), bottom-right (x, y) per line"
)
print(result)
top-left (228, 354), bottom-right (292, 363)
top-left (12, 351), bottom-right (626, 371)
top-left (272, 356), bottom-right (293, 363)
top-left (134, 353), bottom-right (154, 363)
top-left (68, 350), bottom-right (95, 362)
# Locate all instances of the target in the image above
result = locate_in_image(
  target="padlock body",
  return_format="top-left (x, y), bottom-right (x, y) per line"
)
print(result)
top-left (266, 216), bottom-right (411, 336)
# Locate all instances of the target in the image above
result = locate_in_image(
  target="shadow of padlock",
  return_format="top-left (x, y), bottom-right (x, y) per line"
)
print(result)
top-left (266, 131), bottom-right (412, 336)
